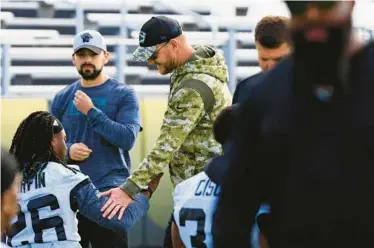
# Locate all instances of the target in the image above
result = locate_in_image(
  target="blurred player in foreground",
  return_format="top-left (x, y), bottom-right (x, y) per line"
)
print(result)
top-left (5, 111), bottom-right (160, 248)
top-left (213, 1), bottom-right (374, 247)
top-left (1, 148), bottom-right (21, 248)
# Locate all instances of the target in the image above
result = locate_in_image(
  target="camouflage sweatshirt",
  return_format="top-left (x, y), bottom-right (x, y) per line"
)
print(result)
top-left (121, 45), bottom-right (232, 198)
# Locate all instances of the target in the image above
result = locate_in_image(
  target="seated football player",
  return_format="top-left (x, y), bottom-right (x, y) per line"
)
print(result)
top-left (5, 111), bottom-right (161, 248)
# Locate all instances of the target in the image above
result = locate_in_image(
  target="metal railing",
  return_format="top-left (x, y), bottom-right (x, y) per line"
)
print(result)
top-left (1, 0), bottom-right (243, 96)
top-left (2, 0), bottom-right (373, 96)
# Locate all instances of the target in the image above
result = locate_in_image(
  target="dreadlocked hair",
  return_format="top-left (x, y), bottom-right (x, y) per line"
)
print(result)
top-left (9, 111), bottom-right (75, 184)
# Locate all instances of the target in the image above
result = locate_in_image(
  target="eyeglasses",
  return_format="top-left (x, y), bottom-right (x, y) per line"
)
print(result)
top-left (285, 1), bottom-right (336, 15)
top-left (149, 41), bottom-right (169, 61)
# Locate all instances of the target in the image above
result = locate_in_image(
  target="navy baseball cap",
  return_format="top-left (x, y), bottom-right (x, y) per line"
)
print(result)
top-left (133, 16), bottom-right (182, 62)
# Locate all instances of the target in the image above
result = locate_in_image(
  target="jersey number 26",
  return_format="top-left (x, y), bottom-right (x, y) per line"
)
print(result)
top-left (6, 194), bottom-right (67, 246)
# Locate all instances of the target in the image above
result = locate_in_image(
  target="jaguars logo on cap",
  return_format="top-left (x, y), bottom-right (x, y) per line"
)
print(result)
top-left (139, 31), bottom-right (147, 45)
top-left (81, 33), bottom-right (93, 43)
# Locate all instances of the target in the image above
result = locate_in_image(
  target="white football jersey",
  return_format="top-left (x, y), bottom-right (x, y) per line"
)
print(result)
top-left (6, 162), bottom-right (88, 248)
top-left (173, 172), bottom-right (220, 248)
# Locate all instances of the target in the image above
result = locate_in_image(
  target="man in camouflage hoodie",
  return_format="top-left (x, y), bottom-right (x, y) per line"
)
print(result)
top-left (100, 15), bottom-right (231, 229)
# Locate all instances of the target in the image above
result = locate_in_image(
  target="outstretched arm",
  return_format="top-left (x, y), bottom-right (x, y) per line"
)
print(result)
top-left (71, 179), bottom-right (149, 235)
top-left (121, 88), bottom-right (205, 198)
top-left (98, 88), bottom-right (205, 219)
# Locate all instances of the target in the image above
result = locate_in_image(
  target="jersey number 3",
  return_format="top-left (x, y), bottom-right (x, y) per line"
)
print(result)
top-left (179, 208), bottom-right (207, 248)
top-left (7, 194), bottom-right (67, 246)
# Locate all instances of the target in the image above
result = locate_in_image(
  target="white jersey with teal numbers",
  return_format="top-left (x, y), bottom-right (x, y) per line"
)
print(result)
top-left (173, 171), bottom-right (220, 248)
top-left (6, 162), bottom-right (88, 248)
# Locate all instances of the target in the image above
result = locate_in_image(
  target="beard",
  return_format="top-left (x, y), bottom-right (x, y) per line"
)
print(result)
top-left (157, 63), bottom-right (175, 75)
top-left (78, 64), bottom-right (102, 80)
top-left (292, 21), bottom-right (351, 93)
top-left (156, 56), bottom-right (178, 75)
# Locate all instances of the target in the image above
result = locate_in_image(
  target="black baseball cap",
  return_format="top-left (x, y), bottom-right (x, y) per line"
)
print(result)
top-left (133, 16), bottom-right (182, 62)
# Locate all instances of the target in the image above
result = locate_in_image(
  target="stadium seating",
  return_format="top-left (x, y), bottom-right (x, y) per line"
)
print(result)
top-left (0, 11), bottom-right (15, 23)
top-left (1, 0), bottom-right (373, 88)
top-left (1, 0), bottom-right (264, 88)
top-left (0, 29), bottom-right (60, 40)
top-left (86, 13), bottom-right (254, 30)
top-left (9, 65), bottom-right (148, 78)
top-left (129, 30), bottom-right (255, 46)
top-left (8, 46), bottom-right (258, 62)
top-left (42, 0), bottom-right (251, 15)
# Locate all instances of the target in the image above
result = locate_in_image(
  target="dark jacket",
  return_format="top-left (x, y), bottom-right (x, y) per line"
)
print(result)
top-left (233, 72), bottom-right (263, 104)
top-left (213, 41), bottom-right (374, 248)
